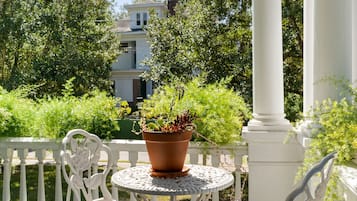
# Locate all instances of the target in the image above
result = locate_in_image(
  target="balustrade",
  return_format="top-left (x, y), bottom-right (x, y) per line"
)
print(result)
top-left (0, 138), bottom-right (248, 201)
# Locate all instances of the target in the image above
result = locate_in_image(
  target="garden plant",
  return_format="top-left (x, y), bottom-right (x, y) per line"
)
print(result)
top-left (139, 77), bottom-right (251, 145)
top-left (0, 78), bottom-right (120, 139)
top-left (297, 82), bottom-right (357, 201)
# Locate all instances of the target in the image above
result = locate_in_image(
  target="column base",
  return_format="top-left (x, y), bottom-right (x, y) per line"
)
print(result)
top-left (242, 128), bottom-right (304, 201)
top-left (247, 113), bottom-right (292, 131)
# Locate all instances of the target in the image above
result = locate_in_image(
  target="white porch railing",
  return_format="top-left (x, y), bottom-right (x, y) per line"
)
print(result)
top-left (0, 137), bottom-right (248, 201)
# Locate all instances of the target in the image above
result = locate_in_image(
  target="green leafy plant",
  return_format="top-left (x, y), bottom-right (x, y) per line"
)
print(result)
top-left (305, 97), bottom-right (357, 165)
top-left (0, 86), bottom-right (37, 137)
top-left (0, 80), bottom-right (121, 139)
top-left (297, 83), bottom-right (357, 201)
top-left (33, 79), bottom-right (120, 139)
top-left (140, 77), bottom-right (251, 145)
top-left (141, 110), bottom-right (196, 133)
top-left (118, 101), bottom-right (132, 119)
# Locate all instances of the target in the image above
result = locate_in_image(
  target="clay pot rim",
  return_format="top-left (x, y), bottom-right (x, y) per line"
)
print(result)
top-left (143, 130), bottom-right (193, 141)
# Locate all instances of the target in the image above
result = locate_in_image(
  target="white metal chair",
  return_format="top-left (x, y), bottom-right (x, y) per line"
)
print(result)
top-left (285, 152), bottom-right (337, 201)
top-left (61, 129), bottom-right (115, 201)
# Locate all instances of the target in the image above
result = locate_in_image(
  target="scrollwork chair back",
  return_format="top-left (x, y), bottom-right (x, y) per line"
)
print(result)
top-left (61, 129), bottom-right (115, 201)
top-left (285, 152), bottom-right (337, 201)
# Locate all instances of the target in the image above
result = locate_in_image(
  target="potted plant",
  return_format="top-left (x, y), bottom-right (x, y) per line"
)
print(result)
top-left (140, 77), bottom-right (251, 145)
top-left (140, 110), bottom-right (196, 177)
top-left (136, 77), bottom-right (251, 177)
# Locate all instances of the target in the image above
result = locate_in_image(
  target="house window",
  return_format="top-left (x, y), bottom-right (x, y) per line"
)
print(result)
top-left (120, 43), bottom-right (129, 53)
top-left (136, 13), bottom-right (141, 26)
top-left (143, 13), bottom-right (148, 26)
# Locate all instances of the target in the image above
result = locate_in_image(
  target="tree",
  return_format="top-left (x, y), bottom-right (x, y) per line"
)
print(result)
top-left (143, 0), bottom-right (304, 122)
top-left (282, 0), bottom-right (303, 121)
top-left (142, 0), bottom-right (253, 104)
top-left (0, 0), bottom-right (39, 89)
top-left (0, 0), bottom-right (120, 97)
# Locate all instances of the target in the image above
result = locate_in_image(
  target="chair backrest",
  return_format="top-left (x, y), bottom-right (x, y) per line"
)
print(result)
top-left (285, 152), bottom-right (337, 201)
top-left (61, 129), bottom-right (114, 201)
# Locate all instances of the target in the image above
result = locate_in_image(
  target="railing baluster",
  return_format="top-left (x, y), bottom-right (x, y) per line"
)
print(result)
top-left (129, 151), bottom-right (139, 201)
top-left (19, 149), bottom-right (28, 201)
top-left (211, 151), bottom-right (220, 167)
top-left (189, 151), bottom-right (199, 164)
top-left (234, 154), bottom-right (243, 201)
top-left (1, 148), bottom-right (13, 201)
top-left (92, 164), bottom-right (99, 199)
top-left (128, 151), bottom-right (138, 167)
top-left (36, 149), bottom-right (46, 201)
top-left (53, 150), bottom-right (63, 201)
top-left (211, 151), bottom-right (220, 201)
top-left (109, 145), bottom-right (119, 201)
top-left (188, 149), bottom-right (199, 201)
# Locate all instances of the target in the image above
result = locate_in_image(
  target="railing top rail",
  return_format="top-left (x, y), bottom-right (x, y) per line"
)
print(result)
top-left (0, 137), bottom-right (62, 150)
top-left (0, 137), bottom-right (248, 155)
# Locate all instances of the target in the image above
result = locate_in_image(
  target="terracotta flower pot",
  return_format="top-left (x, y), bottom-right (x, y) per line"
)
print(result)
top-left (142, 130), bottom-right (192, 174)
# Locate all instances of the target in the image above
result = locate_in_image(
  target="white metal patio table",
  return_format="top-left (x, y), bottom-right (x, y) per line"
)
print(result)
top-left (111, 164), bottom-right (234, 201)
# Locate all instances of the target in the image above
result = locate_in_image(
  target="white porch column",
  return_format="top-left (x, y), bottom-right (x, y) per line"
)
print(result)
top-left (247, 0), bottom-right (290, 130)
top-left (313, 0), bottom-right (352, 102)
top-left (303, 0), bottom-right (314, 114)
top-left (243, 0), bottom-right (304, 201)
top-left (299, 0), bottom-right (352, 139)
top-left (353, 0), bottom-right (357, 87)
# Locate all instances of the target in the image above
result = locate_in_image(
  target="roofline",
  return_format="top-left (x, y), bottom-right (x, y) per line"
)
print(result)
top-left (124, 2), bottom-right (166, 9)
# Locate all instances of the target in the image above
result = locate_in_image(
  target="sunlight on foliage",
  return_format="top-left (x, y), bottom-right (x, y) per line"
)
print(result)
top-left (141, 77), bottom-right (251, 145)
top-left (0, 79), bottom-right (121, 139)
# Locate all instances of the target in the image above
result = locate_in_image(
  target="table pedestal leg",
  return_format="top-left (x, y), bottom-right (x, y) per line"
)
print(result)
top-left (170, 195), bottom-right (177, 201)
top-left (197, 193), bottom-right (212, 201)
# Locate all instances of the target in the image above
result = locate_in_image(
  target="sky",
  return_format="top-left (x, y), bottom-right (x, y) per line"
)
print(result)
top-left (115, 0), bottom-right (133, 11)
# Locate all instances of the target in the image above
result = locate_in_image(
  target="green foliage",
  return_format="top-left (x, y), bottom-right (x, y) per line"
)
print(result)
top-left (297, 84), bottom-right (357, 201)
top-left (0, 0), bottom-right (120, 97)
top-left (33, 80), bottom-right (120, 139)
top-left (0, 80), bottom-right (120, 139)
top-left (118, 100), bottom-right (132, 119)
top-left (142, 0), bottom-right (253, 104)
top-left (282, 0), bottom-right (303, 122)
top-left (306, 97), bottom-right (357, 164)
top-left (284, 92), bottom-right (303, 124)
top-left (0, 87), bottom-right (36, 137)
top-left (141, 78), bottom-right (251, 145)
top-left (143, 0), bottom-right (304, 122)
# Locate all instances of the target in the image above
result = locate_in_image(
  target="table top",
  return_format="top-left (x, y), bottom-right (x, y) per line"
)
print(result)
top-left (111, 164), bottom-right (234, 196)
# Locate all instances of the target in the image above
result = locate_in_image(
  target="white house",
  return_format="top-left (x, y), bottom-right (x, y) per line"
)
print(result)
top-left (111, 0), bottom-right (167, 106)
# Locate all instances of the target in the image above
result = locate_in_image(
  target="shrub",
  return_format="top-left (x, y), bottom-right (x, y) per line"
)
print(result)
top-left (0, 79), bottom-right (120, 139)
top-left (33, 90), bottom-right (120, 139)
top-left (141, 78), bottom-right (251, 145)
top-left (0, 86), bottom-right (36, 137)
top-left (297, 83), bottom-right (357, 201)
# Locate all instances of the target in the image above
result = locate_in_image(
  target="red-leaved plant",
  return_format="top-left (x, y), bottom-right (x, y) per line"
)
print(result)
top-left (140, 110), bottom-right (196, 133)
